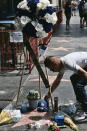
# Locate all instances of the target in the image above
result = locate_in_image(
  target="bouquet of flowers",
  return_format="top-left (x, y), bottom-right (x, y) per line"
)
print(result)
top-left (27, 90), bottom-right (40, 109)
top-left (16, 0), bottom-right (57, 38)
top-left (27, 90), bottom-right (40, 100)
top-left (48, 121), bottom-right (60, 131)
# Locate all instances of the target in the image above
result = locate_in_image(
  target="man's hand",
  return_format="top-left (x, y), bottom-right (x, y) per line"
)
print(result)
top-left (44, 73), bottom-right (64, 101)
top-left (44, 92), bottom-right (51, 101)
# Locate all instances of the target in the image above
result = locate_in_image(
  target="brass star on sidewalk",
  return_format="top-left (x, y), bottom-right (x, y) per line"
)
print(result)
top-left (30, 75), bottom-right (70, 84)
top-left (55, 40), bottom-right (70, 43)
top-left (51, 47), bottom-right (73, 51)
top-left (48, 76), bottom-right (70, 84)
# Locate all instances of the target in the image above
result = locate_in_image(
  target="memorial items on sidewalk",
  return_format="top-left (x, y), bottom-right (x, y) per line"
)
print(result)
top-left (48, 121), bottom-right (60, 131)
top-left (64, 117), bottom-right (79, 131)
top-left (54, 115), bottom-right (64, 126)
top-left (27, 90), bottom-right (40, 100)
top-left (0, 108), bottom-right (22, 125)
top-left (27, 90), bottom-right (40, 110)
top-left (27, 90), bottom-right (49, 111)
top-left (37, 99), bottom-right (49, 112)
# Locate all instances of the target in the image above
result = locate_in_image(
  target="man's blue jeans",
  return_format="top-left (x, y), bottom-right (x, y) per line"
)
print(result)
top-left (70, 66), bottom-right (87, 112)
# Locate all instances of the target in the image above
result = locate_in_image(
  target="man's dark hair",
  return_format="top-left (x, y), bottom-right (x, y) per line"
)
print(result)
top-left (44, 56), bottom-right (54, 67)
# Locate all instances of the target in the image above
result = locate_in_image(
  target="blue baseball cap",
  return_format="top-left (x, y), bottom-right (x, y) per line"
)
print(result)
top-left (37, 99), bottom-right (49, 112)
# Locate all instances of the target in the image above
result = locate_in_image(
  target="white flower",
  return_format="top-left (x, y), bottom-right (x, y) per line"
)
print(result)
top-left (36, 30), bottom-right (48, 38)
top-left (44, 13), bottom-right (51, 23)
top-left (17, 0), bottom-right (30, 11)
top-left (37, 3), bottom-right (43, 10)
top-left (32, 21), bottom-right (48, 38)
top-left (37, 0), bottom-right (50, 10)
top-left (44, 12), bottom-right (57, 25)
top-left (35, 23), bottom-right (43, 32)
top-left (39, 0), bottom-right (50, 6)
top-left (21, 16), bottom-right (31, 25)
top-left (51, 12), bottom-right (57, 24)
top-left (31, 21), bottom-right (43, 32)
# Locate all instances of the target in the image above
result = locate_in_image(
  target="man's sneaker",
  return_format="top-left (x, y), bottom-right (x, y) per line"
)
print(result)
top-left (74, 110), bottom-right (87, 123)
top-left (74, 102), bottom-right (82, 111)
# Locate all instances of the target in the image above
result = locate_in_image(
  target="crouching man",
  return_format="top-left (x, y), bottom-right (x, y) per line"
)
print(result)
top-left (44, 52), bottom-right (87, 122)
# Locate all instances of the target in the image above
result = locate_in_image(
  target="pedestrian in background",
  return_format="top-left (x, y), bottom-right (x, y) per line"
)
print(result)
top-left (71, 0), bottom-right (77, 16)
top-left (62, 0), bottom-right (66, 8)
top-left (78, 0), bottom-right (85, 28)
top-left (64, 0), bottom-right (72, 30)
top-left (83, 0), bottom-right (87, 27)
top-left (44, 52), bottom-right (87, 122)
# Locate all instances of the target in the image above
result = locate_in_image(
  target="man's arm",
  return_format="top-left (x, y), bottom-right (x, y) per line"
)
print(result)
top-left (77, 67), bottom-right (87, 81)
top-left (44, 73), bottom-right (64, 100)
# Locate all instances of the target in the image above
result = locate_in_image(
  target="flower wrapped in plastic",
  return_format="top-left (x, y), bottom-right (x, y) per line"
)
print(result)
top-left (16, 0), bottom-right (57, 38)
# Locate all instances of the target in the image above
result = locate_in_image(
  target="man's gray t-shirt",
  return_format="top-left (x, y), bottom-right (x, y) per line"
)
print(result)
top-left (60, 52), bottom-right (87, 73)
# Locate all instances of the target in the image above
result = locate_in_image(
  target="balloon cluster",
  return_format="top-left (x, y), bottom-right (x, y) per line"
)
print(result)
top-left (16, 0), bottom-right (57, 38)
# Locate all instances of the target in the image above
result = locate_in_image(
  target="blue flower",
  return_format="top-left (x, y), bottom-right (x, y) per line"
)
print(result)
top-left (16, 9), bottom-right (33, 18)
top-left (27, 0), bottom-right (39, 14)
top-left (39, 19), bottom-right (53, 33)
top-left (38, 7), bottom-right (55, 18)
top-left (27, 0), bottom-right (39, 5)
top-left (27, 0), bottom-right (39, 10)
top-left (38, 10), bottom-right (46, 17)
top-left (46, 7), bottom-right (55, 15)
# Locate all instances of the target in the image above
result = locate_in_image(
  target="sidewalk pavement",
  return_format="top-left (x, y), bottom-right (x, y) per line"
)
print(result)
top-left (0, 10), bottom-right (87, 130)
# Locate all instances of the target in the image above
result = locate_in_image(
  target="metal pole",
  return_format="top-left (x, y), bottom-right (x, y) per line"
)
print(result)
top-left (37, 38), bottom-right (42, 99)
